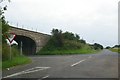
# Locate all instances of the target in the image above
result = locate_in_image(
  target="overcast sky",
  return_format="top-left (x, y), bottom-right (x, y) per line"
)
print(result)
top-left (2, 0), bottom-right (119, 47)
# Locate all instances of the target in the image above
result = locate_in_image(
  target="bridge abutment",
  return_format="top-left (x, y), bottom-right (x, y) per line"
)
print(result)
top-left (9, 26), bottom-right (50, 55)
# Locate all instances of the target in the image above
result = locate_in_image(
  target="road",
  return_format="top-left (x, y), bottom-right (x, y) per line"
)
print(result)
top-left (2, 49), bottom-right (119, 80)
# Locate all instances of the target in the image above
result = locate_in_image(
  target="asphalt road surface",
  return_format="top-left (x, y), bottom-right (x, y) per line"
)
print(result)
top-left (2, 49), bottom-right (119, 80)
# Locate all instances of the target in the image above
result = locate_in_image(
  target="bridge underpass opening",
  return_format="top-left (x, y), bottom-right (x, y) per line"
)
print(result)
top-left (14, 35), bottom-right (36, 55)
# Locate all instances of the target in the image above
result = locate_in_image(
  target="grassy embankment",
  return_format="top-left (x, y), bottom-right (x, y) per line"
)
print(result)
top-left (109, 48), bottom-right (120, 53)
top-left (1, 56), bottom-right (31, 69)
top-left (1, 44), bottom-right (31, 69)
top-left (38, 39), bottom-right (101, 55)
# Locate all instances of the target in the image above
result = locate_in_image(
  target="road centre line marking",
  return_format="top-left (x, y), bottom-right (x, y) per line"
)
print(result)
top-left (3, 67), bottom-right (51, 78)
top-left (42, 75), bottom-right (49, 79)
top-left (71, 59), bottom-right (86, 67)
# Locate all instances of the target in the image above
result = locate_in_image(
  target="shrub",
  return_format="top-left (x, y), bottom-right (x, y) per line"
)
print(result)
top-left (79, 39), bottom-right (86, 44)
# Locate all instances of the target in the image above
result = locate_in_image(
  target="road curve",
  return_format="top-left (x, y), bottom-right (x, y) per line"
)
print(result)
top-left (2, 49), bottom-right (119, 79)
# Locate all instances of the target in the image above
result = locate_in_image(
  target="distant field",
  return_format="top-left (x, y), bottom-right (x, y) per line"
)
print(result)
top-left (109, 48), bottom-right (120, 53)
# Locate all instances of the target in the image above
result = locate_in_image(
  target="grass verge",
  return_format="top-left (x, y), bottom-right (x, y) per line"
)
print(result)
top-left (38, 48), bottom-right (101, 55)
top-left (2, 56), bottom-right (31, 69)
top-left (109, 48), bottom-right (120, 53)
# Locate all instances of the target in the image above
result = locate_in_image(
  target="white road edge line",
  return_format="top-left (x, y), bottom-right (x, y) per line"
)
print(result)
top-left (3, 67), bottom-right (51, 78)
top-left (42, 75), bottom-right (49, 79)
top-left (71, 59), bottom-right (86, 67)
top-left (23, 67), bottom-right (50, 72)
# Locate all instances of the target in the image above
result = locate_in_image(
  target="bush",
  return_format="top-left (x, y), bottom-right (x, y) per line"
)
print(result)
top-left (79, 39), bottom-right (86, 44)
top-left (63, 40), bottom-right (82, 50)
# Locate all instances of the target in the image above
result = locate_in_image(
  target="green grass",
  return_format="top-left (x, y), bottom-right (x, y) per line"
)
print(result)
top-left (0, 61), bottom-right (2, 71)
top-left (38, 47), bottom-right (101, 55)
top-left (109, 48), bottom-right (120, 53)
top-left (2, 56), bottom-right (31, 69)
top-left (1, 44), bottom-right (32, 69)
top-left (38, 39), bottom-right (102, 55)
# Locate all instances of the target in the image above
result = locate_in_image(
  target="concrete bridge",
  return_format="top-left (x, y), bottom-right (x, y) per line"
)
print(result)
top-left (9, 26), bottom-right (50, 55)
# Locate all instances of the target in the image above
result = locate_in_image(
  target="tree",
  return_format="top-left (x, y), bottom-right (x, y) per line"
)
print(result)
top-left (0, 0), bottom-right (10, 3)
top-left (105, 46), bottom-right (111, 49)
top-left (1, 16), bottom-right (10, 43)
top-left (80, 39), bottom-right (86, 44)
top-left (1, 0), bottom-right (11, 60)
top-left (62, 32), bottom-right (79, 41)
top-left (75, 34), bottom-right (80, 40)
top-left (93, 43), bottom-right (103, 50)
top-left (0, 1), bottom-right (10, 44)
top-left (112, 45), bottom-right (120, 48)
top-left (51, 29), bottom-right (63, 47)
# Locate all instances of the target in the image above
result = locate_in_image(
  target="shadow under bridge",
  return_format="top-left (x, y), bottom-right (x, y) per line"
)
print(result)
top-left (14, 35), bottom-right (36, 55)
